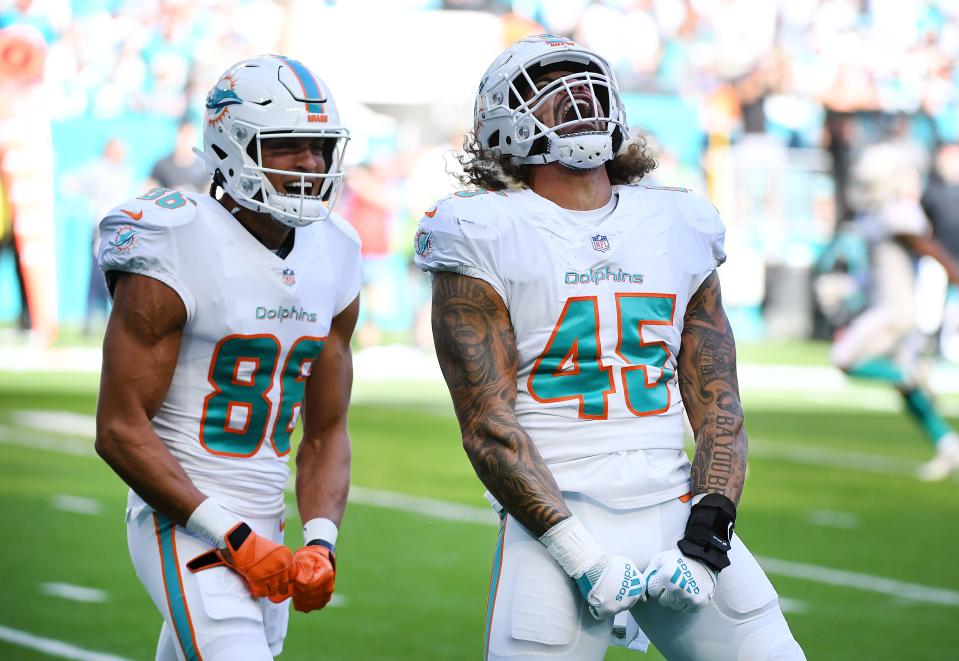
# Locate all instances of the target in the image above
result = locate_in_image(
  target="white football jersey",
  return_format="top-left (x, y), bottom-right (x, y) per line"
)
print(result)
top-left (858, 198), bottom-right (929, 243)
top-left (416, 185), bottom-right (724, 503)
top-left (856, 199), bottom-right (929, 310)
top-left (99, 188), bottom-right (362, 520)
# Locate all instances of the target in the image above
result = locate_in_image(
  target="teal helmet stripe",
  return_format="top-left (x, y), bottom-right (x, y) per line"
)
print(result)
top-left (278, 56), bottom-right (325, 114)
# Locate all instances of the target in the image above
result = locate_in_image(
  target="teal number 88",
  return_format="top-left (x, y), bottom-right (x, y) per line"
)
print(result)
top-left (200, 334), bottom-right (326, 456)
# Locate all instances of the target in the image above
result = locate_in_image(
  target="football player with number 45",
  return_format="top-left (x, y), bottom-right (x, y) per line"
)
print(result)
top-left (95, 56), bottom-right (361, 660)
top-left (416, 35), bottom-right (805, 660)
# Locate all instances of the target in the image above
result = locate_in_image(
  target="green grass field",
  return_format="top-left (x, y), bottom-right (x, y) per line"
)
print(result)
top-left (1, 360), bottom-right (958, 660)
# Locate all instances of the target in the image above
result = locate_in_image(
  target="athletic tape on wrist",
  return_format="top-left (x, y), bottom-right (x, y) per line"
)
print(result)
top-left (539, 516), bottom-right (604, 579)
top-left (185, 499), bottom-right (241, 549)
top-left (303, 517), bottom-right (338, 547)
top-left (678, 493), bottom-right (737, 572)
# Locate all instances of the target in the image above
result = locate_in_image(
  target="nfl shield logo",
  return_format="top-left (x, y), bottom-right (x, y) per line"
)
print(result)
top-left (282, 268), bottom-right (296, 286)
top-left (591, 234), bottom-right (610, 252)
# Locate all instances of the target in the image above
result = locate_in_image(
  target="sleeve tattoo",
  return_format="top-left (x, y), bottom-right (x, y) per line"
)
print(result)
top-left (431, 272), bottom-right (570, 536)
top-left (678, 271), bottom-right (749, 504)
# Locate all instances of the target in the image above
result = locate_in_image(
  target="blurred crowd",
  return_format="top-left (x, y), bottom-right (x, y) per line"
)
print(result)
top-left (11, 0), bottom-right (959, 148)
top-left (3, 0), bottom-right (959, 350)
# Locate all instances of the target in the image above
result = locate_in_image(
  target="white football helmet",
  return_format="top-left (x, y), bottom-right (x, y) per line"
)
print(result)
top-left (474, 34), bottom-right (628, 170)
top-left (198, 55), bottom-right (350, 227)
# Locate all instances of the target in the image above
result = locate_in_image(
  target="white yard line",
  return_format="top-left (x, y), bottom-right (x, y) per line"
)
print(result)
top-left (347, 487), bottom-right (959, 608)
top-left (747, 438), bottom-right (927, 477)
top-left (805, 509), bottom-right (860, 529)
top-left (41, 583), bottom-right (108, 604)
top-left (52, 495), bottom-right (102, 515)
top-left (349, 486), bottom-right (498, 526)
top-left (7, 411), bottom-right (948, 482)
top-left (777, 597), bottom-right (809, 614)
top-left (755, 557), bottom-right (959, 607)
top-left (5, 412), bottom-right (959, 608)
top-left (0, 424), bottom-right (95, 457)
top-left (749, 439), bottom-right (959, 482)
top-left (0, 625), bottom-right (133, 661)
top-left (12, 410), bottom-right (98, 438)
top-left (0, 409), bottom-right (922, 471)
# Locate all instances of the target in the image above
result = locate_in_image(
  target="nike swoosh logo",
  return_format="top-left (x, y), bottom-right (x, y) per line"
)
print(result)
top-left (424, 208), bottom-right (437, 218)
top-left (121, 209), bottom-right (143, 220)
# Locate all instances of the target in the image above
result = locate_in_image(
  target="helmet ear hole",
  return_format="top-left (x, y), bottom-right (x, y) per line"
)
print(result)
top-left (531, 135), bottom-right (548, 156)
top-left (487, 130), bottom-right (500, 149)
top-left (211, 144), bottom-right (228, 160)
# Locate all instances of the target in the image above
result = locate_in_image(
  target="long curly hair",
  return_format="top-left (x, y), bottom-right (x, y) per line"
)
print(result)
top-left (456, 131), bottom-right (658, 191)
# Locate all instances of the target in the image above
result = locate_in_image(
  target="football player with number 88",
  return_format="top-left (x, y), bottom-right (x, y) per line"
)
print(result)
top-left (96, 56), bottom-right (360, 660)
top-left (416, 35), bottom-right (805, 659)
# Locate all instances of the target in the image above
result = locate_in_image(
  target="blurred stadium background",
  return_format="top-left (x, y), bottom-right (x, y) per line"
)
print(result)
top-left (1, 0), bottom-right (958, 659)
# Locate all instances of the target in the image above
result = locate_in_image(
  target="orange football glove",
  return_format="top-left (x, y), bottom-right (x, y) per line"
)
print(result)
top-left (187, 523), bottom-right (294, 602)
top-left (291, 543), bottom-right (336, 613)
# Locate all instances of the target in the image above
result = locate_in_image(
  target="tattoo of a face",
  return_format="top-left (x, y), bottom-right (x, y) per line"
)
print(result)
top-left (679, 272), bottom-right (748, 503)
top-left (431, 272), bottom-right (569, 535)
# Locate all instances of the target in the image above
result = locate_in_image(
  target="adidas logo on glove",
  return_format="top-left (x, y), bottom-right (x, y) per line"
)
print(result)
top-left (669, 557), bottom-right (701, 595)
top-left (617, 563), bottom-right (643, 601)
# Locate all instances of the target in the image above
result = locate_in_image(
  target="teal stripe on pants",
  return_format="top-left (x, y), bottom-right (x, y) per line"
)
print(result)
top-left (155, 514), bottom-right (201, 661)
top-left (846, 357), bottom-right (906, 385)
top-left (484, 515), bottom-right (507, 660)
top-left (902, 387), bottom-right (954, 445)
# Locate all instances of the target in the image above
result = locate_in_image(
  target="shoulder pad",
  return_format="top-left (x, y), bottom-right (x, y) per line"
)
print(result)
top-left (425, 189), bottom-right (513, 227)
top-left (641, 185), bottom-right (690, 193)
top-left (449, 188), bottom-right (512, 200)
top-left (326, 212), bottom-right (362, 247)
top-left (105, 188), bottom-right (200, 229)
top-left (440, 188), bottom-right (512, 213)
top-left (421, 194), bottom-right (507, 238)
top-left (681, 191), bottom-right (721, 221)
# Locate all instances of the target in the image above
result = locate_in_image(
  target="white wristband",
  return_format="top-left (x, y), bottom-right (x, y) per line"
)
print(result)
top-left (539, 516), bottom-right (604, 579)
top-left (185, 499), bottom-right (240, 548)
top-left (303, 517), bottom-right (338, 546)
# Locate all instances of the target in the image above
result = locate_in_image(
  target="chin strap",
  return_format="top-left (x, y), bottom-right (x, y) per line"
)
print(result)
top-left (513, 131), bottom-right (614, 170)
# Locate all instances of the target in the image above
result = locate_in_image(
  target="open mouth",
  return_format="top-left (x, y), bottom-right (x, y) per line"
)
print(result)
top-left (556, 95), bottom-right (599, 133)
top-left (281, 180), bottom-right (318, 197)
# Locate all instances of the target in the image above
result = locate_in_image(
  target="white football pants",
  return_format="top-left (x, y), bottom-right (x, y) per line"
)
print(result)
top-left (484, 494), bottom-right (805, 660)
top-left (127, 507), bottom-right (289, 661)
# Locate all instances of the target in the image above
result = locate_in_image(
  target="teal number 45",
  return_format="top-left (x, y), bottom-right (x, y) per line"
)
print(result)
top-left (528, 293), bottom-right (676, 419)
top-left (199, 334), bottom-right (326, 457)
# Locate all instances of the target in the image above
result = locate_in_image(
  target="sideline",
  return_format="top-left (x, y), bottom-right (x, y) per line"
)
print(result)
top-left (5, 344), bottom-right (959, 394)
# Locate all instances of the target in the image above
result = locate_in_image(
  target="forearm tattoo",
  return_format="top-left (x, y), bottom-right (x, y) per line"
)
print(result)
top-left (431, 272), bottom-right (570, 536)
top-left (679, 272), bottom-right (748, 504)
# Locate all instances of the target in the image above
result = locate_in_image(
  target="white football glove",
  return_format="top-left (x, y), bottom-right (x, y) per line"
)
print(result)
top-left (644, 549), bottom-right (717, 613)
top-left (540, 516), bottom-right (645, 620)
top-left (574, 553), bottom-right (645, 619)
